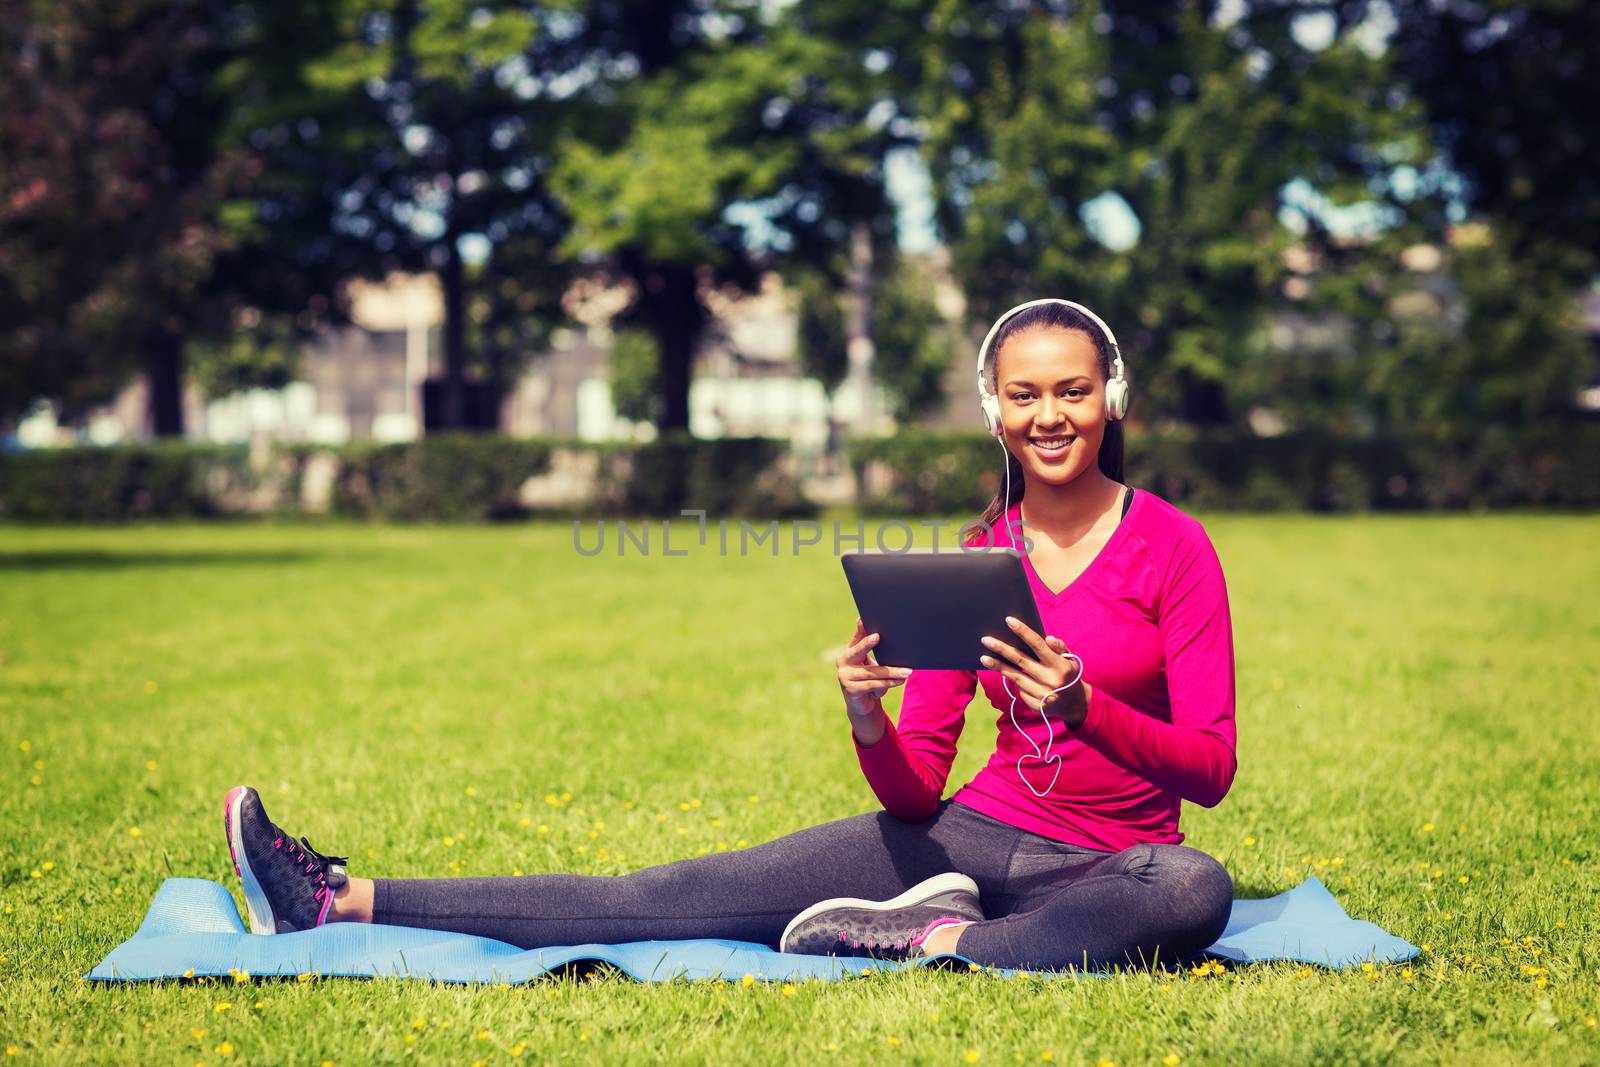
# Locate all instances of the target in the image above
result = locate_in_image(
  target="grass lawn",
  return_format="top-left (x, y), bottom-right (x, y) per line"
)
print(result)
top-left (2, 511), bottom-right (1598, 1065)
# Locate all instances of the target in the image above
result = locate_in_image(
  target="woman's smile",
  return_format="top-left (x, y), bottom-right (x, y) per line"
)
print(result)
top-left (1029, 433), bottom-right (1075, 462)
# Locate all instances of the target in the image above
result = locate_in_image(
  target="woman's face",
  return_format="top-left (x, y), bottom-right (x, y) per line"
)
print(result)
top-left (994, 326), bottom-right (1108, 486)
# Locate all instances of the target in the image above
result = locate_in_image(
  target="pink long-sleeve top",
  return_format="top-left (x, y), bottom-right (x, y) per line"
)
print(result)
top-left (854, 489), bottom-right (1237, 851)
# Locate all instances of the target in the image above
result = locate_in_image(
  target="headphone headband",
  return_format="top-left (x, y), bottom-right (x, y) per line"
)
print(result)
top-left (975, 298), bottom-right (1124, 399)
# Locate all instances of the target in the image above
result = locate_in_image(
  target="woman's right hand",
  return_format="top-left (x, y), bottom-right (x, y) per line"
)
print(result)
top-left (836, 617), bottom-right (913, 732)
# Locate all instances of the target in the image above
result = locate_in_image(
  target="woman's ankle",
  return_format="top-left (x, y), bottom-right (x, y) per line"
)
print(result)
top-left (328, 877), bottom-right (374, 924)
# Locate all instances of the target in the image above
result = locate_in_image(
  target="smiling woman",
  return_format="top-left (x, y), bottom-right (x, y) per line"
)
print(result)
top-left (212, 298), bottom-right (1237, 977)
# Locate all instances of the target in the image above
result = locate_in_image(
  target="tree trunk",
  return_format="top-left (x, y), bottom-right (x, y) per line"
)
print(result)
top-left (441, 237), bottom-right (467, 431)
top-left (620, 255), bottom-right (705, 434)
top-left (145, 331), bottom-right (185, 438)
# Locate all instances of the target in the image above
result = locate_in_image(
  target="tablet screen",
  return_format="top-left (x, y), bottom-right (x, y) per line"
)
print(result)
top-left (841, 549), bottom-right (1046, 671)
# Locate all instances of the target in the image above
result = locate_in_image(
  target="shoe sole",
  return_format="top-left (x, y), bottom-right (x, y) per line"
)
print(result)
top-left (779, 871), bottom-right (980, 953)
top-left (224, 786), bottom-right (276, 936)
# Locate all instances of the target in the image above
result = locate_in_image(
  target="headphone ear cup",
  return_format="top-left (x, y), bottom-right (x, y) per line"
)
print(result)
top-left (1105, 379), bottom-right (1129, 421)
top-left (980, 394), bottom-right (1003, 437)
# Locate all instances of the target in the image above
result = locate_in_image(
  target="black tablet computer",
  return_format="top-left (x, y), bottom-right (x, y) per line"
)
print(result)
top-left (840, 549), bottom-right (1046, 671)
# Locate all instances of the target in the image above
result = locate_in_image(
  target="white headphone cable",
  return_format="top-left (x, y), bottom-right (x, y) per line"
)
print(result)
top-left (994, 434), bottom-right (1086, 798)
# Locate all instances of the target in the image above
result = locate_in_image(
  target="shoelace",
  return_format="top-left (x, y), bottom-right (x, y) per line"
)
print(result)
top-left (830, 930), bottom-right (913, 959)
top-left (273, 833), bottom-right (349, 903)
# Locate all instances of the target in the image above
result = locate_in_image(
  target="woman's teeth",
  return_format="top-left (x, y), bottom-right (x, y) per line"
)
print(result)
top-left (1031, 436), bottom-right (1073, 452)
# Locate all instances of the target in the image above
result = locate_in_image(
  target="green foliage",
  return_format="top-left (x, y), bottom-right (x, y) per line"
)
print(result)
top-left (846, 425), bottom-right (1600, 515)
top-left (185, 312), bottom-right (303, 398)
top-left (595, 431), bottom-right (815, 519)
top-left (0, 435), bottom-right (814, 520)
top-left (871, 256), bottom-right (959, 422)
top-left (793, 269), bottom-right (850, 394)
top-left (607, 329), bottom-right (663, 425)
top-left (327, 435), bottom-right (553, 521)
top-left (917, 1), bottom-right (1436, 428)
top-left (0, 444), bottom-right (253, 520)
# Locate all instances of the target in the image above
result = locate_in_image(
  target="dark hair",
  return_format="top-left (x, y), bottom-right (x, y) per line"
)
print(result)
top-left (975, 302), bottom-right (1126, 532)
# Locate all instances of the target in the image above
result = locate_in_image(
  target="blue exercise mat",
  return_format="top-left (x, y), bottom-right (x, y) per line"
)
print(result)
top-left (87, 875), bottom-right (1416, 983)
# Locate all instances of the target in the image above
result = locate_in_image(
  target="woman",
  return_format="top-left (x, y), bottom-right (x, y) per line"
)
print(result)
top-left (222, 298), bottom-right (1236, 971)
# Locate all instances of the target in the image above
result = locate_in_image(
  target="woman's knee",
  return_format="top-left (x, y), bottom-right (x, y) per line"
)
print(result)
top-left (1145, 845), bottom-right (1233, 947)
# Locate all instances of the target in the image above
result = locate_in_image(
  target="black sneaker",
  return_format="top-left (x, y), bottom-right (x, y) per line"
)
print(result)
top-left (223, 785), bottom-right (348, 935)
top-left (779, 872), bottom-right (984, 959)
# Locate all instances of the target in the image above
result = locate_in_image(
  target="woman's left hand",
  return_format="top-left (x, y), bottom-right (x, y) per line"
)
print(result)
top-left (979, 616), bottom-right (1092, 729)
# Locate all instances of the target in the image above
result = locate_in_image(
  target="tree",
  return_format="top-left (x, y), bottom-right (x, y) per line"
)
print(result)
top-left (0, 0), bottom-right (255, 434)
top-left (551, 0), bottom-right (924, 433)
top-left (912, 0), bottom-right (1433, 429)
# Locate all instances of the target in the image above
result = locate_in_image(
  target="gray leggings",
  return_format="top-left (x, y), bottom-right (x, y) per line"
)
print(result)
top-left (372, 799), bottom-right (1233, 971)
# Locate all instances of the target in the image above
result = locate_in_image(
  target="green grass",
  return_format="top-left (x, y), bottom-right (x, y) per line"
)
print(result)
top-left (2, 513), bottom-right (1598, 1065)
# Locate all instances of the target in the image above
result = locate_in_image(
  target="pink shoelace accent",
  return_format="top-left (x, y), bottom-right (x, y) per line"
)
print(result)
top-left (273, 836), bottom-right (343, 909)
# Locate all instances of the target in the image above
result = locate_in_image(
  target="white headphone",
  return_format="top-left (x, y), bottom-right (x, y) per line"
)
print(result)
top-left (976, 297), bottom-right (1127, 797)
top-left (976, 297), bottom-right (1130, 438)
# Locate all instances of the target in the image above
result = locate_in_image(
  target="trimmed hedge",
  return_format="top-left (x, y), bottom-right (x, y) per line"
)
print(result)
top-left (847, 422), bottom-right (1600, 514)
top-left (0, 443), bottom-right (255, 520)
top-left (322, 436), bottom-right (554, 520)
top-left (0, 433), bottom-right (814, 521)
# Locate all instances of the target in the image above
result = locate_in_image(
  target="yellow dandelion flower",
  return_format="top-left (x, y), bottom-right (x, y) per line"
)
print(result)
top-left (624, 800), bottom-right (635, 810)
top-left (510, 1043), bottom-right (526, 1056)
top-left (5, 1048), bottom-right (17, 1057)
top-left (253, 1001), bottom-right (264, 1009)
top-left (215, 1042), bottom-right (233, 1057)
top-left (965, 1051), bottom-right (980, 1064)
top-left (1097, 1060), bottom-right (1116, 1067)
top-left (656, 814), bottom-right (667, 823)
top-left (1039, 1052), bottom-right (1054, 1063)
top-left (544, 793), bottom-right (559, 806)
top-left (465, 787), bottom-right (477, 797)
top-left (19, 740), bottom-right (30, 751)
top-left (214, 1001), bottom-right (232, 1012)
top-left (1242, 836), bottom-right (1256, 846)
top-left (29, 775), bottom-right (40, 786)
top-left (968, 962), bottom-right (980, 972)
top-left (886, 1036), bottom-right (901, 1047)
top-left (183, 968), bottom-right (196, 979)
top-left (29, 869), bottom-right (40, 880)
top-left (1163, 1055), bottom-right (1182, 1067)
top-left (1556, 920), bottom-right (1566, 928)
top-left (519, 817), bottom-right (532, 828)
top-left (781, 983), bottom-right (797, 996)
top-left (476, 1030), bottom-right (490, 1041)
top-left (146, 760), bottom-right (158, 771)
top-left (31, 760), bottom-right (42, 770)
top-left (560, 791), bottom-right (572, 802)
top-left (41, 862), bottom-right (54, 872)
top-left (412, 1017), bottom-right (427, 1030)
top-left (742, 974), bottom-right (755, 986)
top-left (403, 1034), bottom-right (417, 1045)
top-left (296, 972), bottom-right (313, 983)
top-left (128, 827), bottom-right (143, 837)
top-left (678, 802), bottom-right (690, 812)
top-left (1457, 875), bottom-right (1469, 884)
top-left (537, 825), bottom-right (549, 834)
top-left (322, 1061), bottom-right (334, 1067)
top-left (1421, 823), bottom-right (1433, 832)
top-left (191, 1029), bottom-right (208, 1040)
top-left (748, 794), bottom-right (760, 804)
